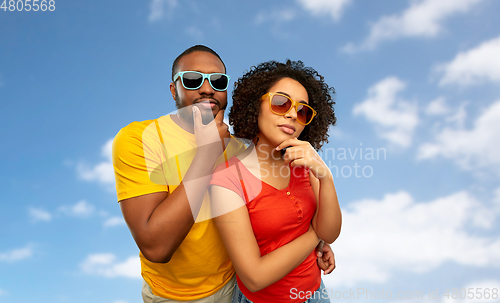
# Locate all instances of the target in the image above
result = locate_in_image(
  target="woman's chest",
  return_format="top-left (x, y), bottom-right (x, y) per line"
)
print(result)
top-left (246, 184), bottom-right (316, 243)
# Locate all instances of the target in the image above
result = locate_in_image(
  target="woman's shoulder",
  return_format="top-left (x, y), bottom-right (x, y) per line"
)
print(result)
top-left (213, 156), bottom-right (240, 174)
top-left (212, 156), bottom-right (246, 187)
top-left (211, 155), bottom-right (263, 203)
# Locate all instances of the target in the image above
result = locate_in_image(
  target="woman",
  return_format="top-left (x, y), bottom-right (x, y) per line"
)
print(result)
top-left (210, 60), bottom-right (341, 303)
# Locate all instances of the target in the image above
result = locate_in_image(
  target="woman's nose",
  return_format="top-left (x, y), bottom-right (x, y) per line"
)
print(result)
top-left (284, 105), bottom-right (298, 120)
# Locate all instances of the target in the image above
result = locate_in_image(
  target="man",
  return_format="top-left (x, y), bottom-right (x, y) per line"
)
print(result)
top-left (112, 45), bottom-right (334, 303)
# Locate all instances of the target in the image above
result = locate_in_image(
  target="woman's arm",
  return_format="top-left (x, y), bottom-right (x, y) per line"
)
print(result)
top-left (211, 185), bottom-right (320, 292)
top-left (277, 138), bottom-right (342, 244)
top-left (309, 172), bottom-right (342, 244)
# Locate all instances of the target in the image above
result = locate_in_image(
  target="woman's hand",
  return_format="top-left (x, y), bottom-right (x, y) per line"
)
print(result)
top-left (276, 137), bottom-right (332, 180)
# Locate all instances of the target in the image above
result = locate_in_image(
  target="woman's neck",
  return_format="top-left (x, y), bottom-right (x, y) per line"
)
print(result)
top-left (255, 136), bottom-right (285, 166)
top-left (253, 136), bottom-right (291, 187)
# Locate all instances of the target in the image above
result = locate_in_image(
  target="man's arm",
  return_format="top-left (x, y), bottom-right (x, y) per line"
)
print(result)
top-left (118, 108), bottom-right (229, 263)
top-left (316, 242), bottom-right (336, 275)
top-left (120, 156), bottom-right (214, 263)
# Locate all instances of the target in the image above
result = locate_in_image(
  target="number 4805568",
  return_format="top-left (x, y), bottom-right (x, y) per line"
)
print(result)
top-left (1, 0), bottom-right (56, 11)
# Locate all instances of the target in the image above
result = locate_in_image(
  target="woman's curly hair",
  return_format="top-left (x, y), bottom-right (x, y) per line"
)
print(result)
top-left (229, 60), bottom-right (336, 150)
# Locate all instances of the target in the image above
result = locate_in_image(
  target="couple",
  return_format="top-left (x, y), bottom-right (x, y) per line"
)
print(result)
top-left (112, 45), bottom-right (341, 303)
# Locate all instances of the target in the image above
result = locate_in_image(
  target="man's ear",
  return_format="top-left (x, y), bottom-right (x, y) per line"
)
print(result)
top-left (170, 82), bottom-right (176, 100)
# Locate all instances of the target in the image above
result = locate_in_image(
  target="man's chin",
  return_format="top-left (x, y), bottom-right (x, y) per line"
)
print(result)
top-left (200, 110), bottom-right (217, 124)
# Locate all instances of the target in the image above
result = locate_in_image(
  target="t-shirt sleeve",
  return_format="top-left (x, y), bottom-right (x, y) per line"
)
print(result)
top-left (112, 122), bottom-right (169, 201)
top-left (209, 161), bottom-right (246, 202)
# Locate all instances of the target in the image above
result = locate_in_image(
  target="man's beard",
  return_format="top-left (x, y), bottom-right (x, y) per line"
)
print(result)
top-left (175, 94), bottom-right (223, 125)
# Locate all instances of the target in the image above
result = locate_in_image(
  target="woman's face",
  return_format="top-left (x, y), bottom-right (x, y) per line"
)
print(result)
top-left (257, 77), bottom-right (309, 147)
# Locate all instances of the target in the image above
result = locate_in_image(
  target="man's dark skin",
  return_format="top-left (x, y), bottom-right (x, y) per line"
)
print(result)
top-left (119, 51), bottom-right (230, 263)
top-left (119, 49), bottom-right (335, 273)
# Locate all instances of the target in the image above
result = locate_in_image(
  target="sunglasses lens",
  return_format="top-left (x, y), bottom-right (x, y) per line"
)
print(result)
top-left (267, 93), bottom-right (315, 125)
top-left (297, 105), bottom-right (313, 124)
top-left (209, 74), bottom-right (229, 91)
top-left (270, 95), bottom-right (292, 114)
top-left (182, 72), bottom-right (203, 89)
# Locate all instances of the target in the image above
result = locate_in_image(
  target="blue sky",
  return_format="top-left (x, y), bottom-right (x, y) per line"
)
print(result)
top-left (1, 0), bottom-right (500, 302)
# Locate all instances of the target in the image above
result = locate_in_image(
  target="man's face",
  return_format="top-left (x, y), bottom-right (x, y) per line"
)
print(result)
top-left (170, 51), bottom-right (228, 125)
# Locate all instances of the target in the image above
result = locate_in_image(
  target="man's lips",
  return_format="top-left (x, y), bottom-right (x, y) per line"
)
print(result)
top-left (194, 99), bottom-right (218, 110)
top-left (278, 124), bottom-right (296, 135)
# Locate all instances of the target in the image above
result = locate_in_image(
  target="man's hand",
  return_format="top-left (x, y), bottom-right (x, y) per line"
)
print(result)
top-left (316, 241), bottom-right (335, 275)
top-left (193, 104), bottom-right (229, 151)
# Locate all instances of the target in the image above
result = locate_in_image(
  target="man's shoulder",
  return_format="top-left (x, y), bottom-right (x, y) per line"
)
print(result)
top-left (115, 115), bottom-right (174, 142)
top-left (225, 137), bottom-right (248, 156)
top-left (117, 117), bottom-right (160, 136)
top-left (113, 116), bottom-right (170, 161)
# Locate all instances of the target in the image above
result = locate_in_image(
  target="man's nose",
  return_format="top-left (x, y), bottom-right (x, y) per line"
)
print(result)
top-left (198, 78), bottom-right (214, 94)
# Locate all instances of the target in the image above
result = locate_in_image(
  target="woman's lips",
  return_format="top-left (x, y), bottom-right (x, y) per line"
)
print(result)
top-left (278, 124), bottom-right (295, 135)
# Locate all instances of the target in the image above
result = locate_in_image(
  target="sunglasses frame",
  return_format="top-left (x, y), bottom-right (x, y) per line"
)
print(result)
top-left (173, 71), bottom-right (231, 92)
top-left (262, 92), bottom-right (317, 125)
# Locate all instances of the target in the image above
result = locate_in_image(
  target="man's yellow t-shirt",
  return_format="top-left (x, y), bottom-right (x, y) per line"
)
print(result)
top-left (112, 114), bottom-right (245, 300)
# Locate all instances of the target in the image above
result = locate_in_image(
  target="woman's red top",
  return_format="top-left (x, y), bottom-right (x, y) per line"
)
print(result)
top-left (210, 156), bottom-right (320, 302)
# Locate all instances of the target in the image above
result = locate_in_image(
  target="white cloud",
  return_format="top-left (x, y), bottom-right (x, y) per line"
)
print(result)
top-left (328, 125), bottom-right (343, 139)
top-left (81, 253), bottom-right (141, 279)
top-left (418, 100), bottom-right (500, 174)
top-left (77, 138), bottom-right (115, 186)
top-left (0, 288), bottom-right (6, 295)
top-left (254, 8), bottom-right (297, 38)
top-left (353, 77), bottom-right (418, 147)
top-left (440, 280), bottom-right (500, 303)
top-left (325, 190), bottom-right (500, 287)
top-left (29, 200), bottom-right (118, 226)
top-left (58, 200), bottom-right (95, 218)
top-left (343, 0), bottom-right (484, 52)
top-left (103, 216), bottom-right (126, 228)
top-left (255, 8), bottom-right (296, 25)
top-left (185, 26), bottom-right (204, 40)
top-left (0, 245), bottom-right (34, 262)
top-left (28, 207), bottom-right (52, 223)
top-left (444, 103), bottom-right (467, 128)
top-left (148, 0), bottom-right (177, 22)
top-left (296, 0), bottom-right (352, 21)
top-left (425, 97), bottom-right (451, 116)
top-left (494, 187), bottom-right (500, 208)
top-left (436, 35), bottom-right (500, 86)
